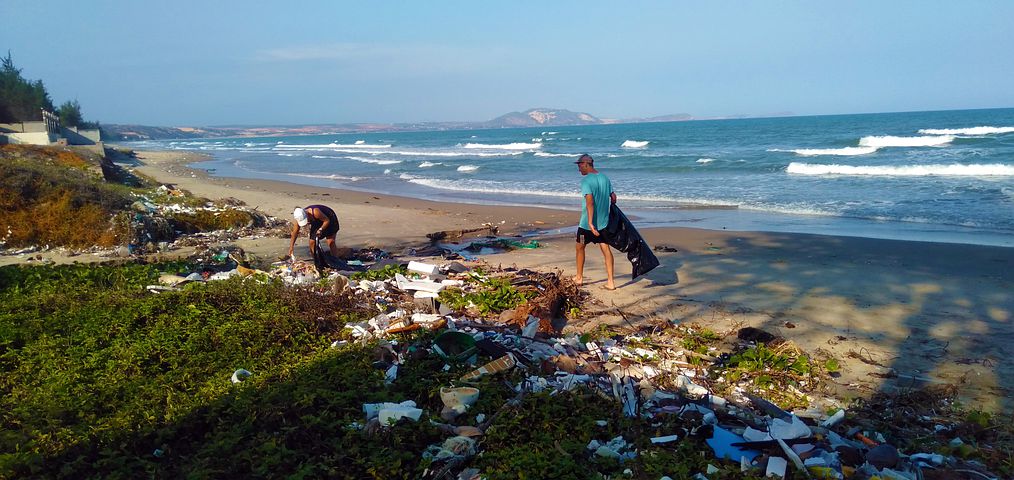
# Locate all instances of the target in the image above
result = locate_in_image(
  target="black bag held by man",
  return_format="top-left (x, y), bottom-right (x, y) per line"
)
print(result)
top-left (603, 204), bottom-right (660, 279)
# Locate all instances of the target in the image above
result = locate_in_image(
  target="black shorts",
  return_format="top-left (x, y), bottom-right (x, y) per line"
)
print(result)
top-left (311, 220), bottom-right (340, 239)
top-left (576, 227), bottom-right (606, 244)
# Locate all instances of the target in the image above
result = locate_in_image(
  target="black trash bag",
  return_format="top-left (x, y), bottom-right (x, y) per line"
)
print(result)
top-left (603, 204), bottom-right (660, 279)
top-left (311, 239), bottom-right (366, 272)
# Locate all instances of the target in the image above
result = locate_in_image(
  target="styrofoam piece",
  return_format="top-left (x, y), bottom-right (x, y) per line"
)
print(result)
top-left (675, 374), bottom-right (709, 397)
top-left (395, 273), bottom-right (445, 293)
top-left (408, 261), bottom-right (439, 276)
top-left (650, 434), bottom-right (679, 444)
top-left (775, 438), bottom-right (807, 473)
top-left (411, 313), bottom-right (442, 324)
top-left (363, 400), bottom-right (417, 420)
top-left (821, 409), bottom-right (846, 427)
top-left (440, 386), bottom-right (480, 414)
top-left (378, 406), bottom-right (423, 425)
top-left (413, 290), bottom-right (439, 298)
top-left (743, 427), bottom-right (770, 442)
top-left (770, 415), bottom-right (812, 440)
top-left (208, 269), bottom-right (238, 281)
top-left (765, 456), bottom-right (787, 478)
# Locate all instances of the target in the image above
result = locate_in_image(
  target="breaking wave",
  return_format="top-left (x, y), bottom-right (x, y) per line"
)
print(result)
top-left (787, 163), bottom-right (1014, 176)
top-left (858, 135), bottom-right (954, 148)
top-left (775, 147), bottom-right (879, 156)
top-left (534, 152), bottom-right (574, 157)
top-left (696, 158), bottom-right (715, 164)
top-left (274, 143), bottom-right (391, 149)
top-left (621, 140), bottom-right (650, 148)
top-left (343, 156), bottom-right (402, 165)
top-left (775, 135), bottom-right (955, 157)
top-left (285, 172), bottom-right (362, 182)
top-left (461, 142), bottom-right (541, 150)
top-left (419, 161), bottom-right (442, 167)
top-left (918, 126), bottom-right (1014, 136)
top-left (457, 165), bottom-right (479, 172)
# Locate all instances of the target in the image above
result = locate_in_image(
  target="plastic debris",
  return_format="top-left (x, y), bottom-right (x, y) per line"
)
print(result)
top-left (230, 369), bottom-right (252, 384)
top-left (765, 456), bottom-right (788, 478)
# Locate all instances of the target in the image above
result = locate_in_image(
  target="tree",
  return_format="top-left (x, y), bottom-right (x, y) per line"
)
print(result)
top-left (58, 100), bottom-right (83, 128)
top-left (0, 51), bottom-right (55, 122)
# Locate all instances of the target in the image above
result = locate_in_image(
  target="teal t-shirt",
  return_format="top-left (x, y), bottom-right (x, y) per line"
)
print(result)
top-left (579, 172), bottom-right (613, 230)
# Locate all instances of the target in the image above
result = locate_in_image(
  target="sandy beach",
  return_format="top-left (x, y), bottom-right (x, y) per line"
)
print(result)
top-left (22, 148), bottom-right (1014, 412)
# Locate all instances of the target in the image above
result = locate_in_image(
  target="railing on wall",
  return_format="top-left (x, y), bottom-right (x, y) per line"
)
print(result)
top-left (41, 109), bottom-right (60, 135)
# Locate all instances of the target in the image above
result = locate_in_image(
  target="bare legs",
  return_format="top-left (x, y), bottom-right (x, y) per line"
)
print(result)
top-left (574, 241), bottom-right (587, 285)
top-left (574, 241), bottom-right (615, 289)
top-left (599, 242), bottom-right (615, 290)
top-left (308, 235), bottom-right (339, 257)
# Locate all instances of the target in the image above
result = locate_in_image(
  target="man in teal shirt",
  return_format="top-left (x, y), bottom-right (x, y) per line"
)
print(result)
top-left (574, 154), bottom-right (617, 290)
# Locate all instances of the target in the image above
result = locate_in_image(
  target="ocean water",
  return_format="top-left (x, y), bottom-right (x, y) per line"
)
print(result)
top-left (130, 108), bottom-right (1014, 247)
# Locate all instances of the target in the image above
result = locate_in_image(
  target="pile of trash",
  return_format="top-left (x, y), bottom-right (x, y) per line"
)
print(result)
top-left (124, 186), bottom-right (283, 255)
top-left (148, 251), bottom-right (1007, 479)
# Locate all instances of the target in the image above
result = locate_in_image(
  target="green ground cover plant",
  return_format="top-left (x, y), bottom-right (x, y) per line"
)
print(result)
top-left (0, 261), bottom-right (745, 479)
top-left (350, 263), bottom-right (407, 281)
top-left (2, 261), bottom-right (1011, 478)
top-left (438, 275), bottom-right (535, 315)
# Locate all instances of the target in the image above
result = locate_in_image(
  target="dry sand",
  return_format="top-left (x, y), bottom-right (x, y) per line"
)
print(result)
top-left (15, 149), bottom-right (1014, 412)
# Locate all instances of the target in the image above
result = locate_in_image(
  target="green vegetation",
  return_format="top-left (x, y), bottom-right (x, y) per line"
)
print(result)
top-left (0, 52), bottom-right (54, 123)
top-left (165, 208), bottom-right (260, 233)
top-left (711, 343), bottom-right (816, 409)
top-left (438, 275), bottom-right (535, 315)
top-left (1, 145), bottom-right (271, 250)
top-left (0, 261), bottom-right (736, 479)
top-left (0, 145), bottom-right (135, 248)
top-left (2, 262), bottom-right (1011, 478)
top-left (350, 263), bottom-right (407, 281)
top-left (679, 327), bottom-right (719, 355)
top-left (0, 52), bottom-right (98, 128)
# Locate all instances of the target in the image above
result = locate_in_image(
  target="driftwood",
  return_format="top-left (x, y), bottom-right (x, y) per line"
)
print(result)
top-left (426, 225), bottom-right (498, 242)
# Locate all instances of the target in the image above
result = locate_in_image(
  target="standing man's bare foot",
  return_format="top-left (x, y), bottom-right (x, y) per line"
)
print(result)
top-left (603, 283), bottom-right (616, 291)
top-left (571, 275), bottom-right (583, 286)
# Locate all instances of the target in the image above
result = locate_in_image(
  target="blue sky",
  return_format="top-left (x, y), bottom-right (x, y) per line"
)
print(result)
top-left (3, 1), bottom-right (1013, 126)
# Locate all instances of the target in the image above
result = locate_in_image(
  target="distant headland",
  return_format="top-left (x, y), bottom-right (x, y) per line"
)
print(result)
top-left (101, 108), bottom-right (794, 141)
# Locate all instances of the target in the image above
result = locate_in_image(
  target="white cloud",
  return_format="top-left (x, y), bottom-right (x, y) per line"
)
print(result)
top-left (254, 43), bottom-right (509, 76)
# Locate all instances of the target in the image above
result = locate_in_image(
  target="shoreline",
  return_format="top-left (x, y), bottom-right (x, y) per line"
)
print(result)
top-left (181, 147), bottom-right (1014, 249)
top-left (121, 148), bottom-right (1014, 412)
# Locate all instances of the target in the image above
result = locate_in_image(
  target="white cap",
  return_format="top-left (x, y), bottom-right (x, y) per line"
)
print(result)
top-left (293, 207), bottom-right (308, 227)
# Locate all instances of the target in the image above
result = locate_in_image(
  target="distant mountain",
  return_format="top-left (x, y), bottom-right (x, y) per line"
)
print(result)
top-left (484, 108), bottom-right (602, 128)
top-left (101, 108), bottom-right (788, 141)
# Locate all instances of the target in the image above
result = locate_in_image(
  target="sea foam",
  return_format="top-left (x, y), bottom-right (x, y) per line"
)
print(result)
top-left (344, 156), bottom-right (402, 165)
top-left (462, 142), bottom-right (541, 150)
top-left (457, 165), bottom-right (479, 172)
top-left (696, 158), bottom-right (715, 164)
top-left (782, 147), bottom-right (879, 156)
top-left (621, 140), bottom-right (650, 148)
top-left (275, 142), bottom-right (391, 149)
top-left (419, 161), bottom-right (442, 167)
top-left (285, 173), bottom-right (362, 181)
top-left (787, 162), bottom-right (1014, 176)
top-left (858, 135), bottom-right (954, 148)
top-left (918, 126), bottom-right (1014, 136)
top-left (534, 152), bottom-right (573, 157)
